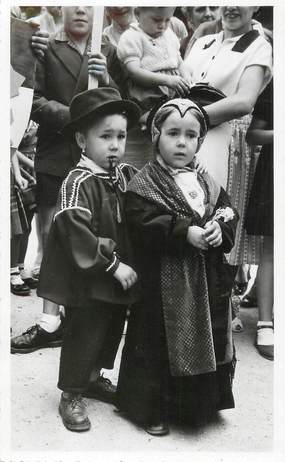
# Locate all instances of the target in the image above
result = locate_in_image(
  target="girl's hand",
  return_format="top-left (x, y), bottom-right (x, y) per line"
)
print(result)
top-left (88, 52), bottom-right (109, 85)
top-left (15, 175), bottom-right (28, 191)
top-left (31, 30), bottom-right (49, 61)
top-left (165, 75), bottom-right (191, 97)
top-left (204, 220), bottom-right (222, 247)
top-left (113, 262), bottom-right (138, 291)
top-left (187, 226), bottom-right (209, 250)
top-left (195, 157), bottom-right (208, 174)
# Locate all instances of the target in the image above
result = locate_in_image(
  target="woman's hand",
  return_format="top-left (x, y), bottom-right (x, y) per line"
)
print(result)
top-left (113, 262), bottom-right (138, 291)
top-left (88, 52), bottom-right (109, 85)
top-left (204, 220), bottom-right (222, 247)
top-left (195, 157), bottom-right (208, 174)
top-left (187, 225), bottom-right (209, 250)
top-left (31, 30), bottom-right (49, 61)
top-left (165, 75), bottom-right (191, 97)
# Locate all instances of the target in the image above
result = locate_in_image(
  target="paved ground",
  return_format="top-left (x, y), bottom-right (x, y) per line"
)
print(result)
top-left (11, 288), bottom-right (273, 453)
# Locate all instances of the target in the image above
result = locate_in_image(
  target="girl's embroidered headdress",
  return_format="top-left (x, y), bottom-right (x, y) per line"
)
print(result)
top-left (150, 98), bottom-right (208, 152)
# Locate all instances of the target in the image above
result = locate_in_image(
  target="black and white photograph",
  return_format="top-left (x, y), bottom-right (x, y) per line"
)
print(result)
top-left (2, 2), bottom-right (285, 461)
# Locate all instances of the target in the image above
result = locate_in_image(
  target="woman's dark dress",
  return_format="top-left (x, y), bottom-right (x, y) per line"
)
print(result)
top-left (245, 80), bottom-right (273, 236)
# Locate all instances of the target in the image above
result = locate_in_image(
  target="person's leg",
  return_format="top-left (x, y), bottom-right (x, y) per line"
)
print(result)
top-left (255, 236), bottom-right (274, 360)
top-left (234, 264), bottom-right (249, 295)
top-left (38, 204), bottom-right (61, 326)
top-left (32, 212), bottom-right (43, 278)
top-left (18, 208), bottom-right (39, 288)
top-left (84, 305), bottom-right (127, 402)
top-left (240, 265), bottom-right (258, 307)
top-left (11, 234), bottom-right (30, 296)
top-left (257, 237), bottom-right (273, 321)
top-left (58, 303), bottom-right (124, 431)
top-left (11, 204), bottom-right (62, 353)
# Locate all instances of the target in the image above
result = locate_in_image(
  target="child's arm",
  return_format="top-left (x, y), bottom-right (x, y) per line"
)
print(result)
top-left (11, 150), bottom-right (29, 191)
top-left (17, 151), bottom-right (34, 170)
top-left (203, 221), bottom-right (222, 248)
top-left (186, 226), bottom-right (209, 250)
top-left (204, 188), bottom-right (239, 253)
top-left (55, 181), bottom-right (137, 290)
top-left (31, 51), bottom-right (70, 130)
top-left (178, 61), bottom-right (192, 86)
top-left (113, 262), bottom-right (138, 291)
top-left (126, 192), bottom-right (193, 253)
top-left (246, 116), bottom-right (273, 146)
top-left (117, 28), bottom-right (191, 95)
top-left (87, 51), bottom-right (109, 86)
top-left (30, 30), bottom-right (49, 62)
top-left (125, 61), bottom-right (191, 96)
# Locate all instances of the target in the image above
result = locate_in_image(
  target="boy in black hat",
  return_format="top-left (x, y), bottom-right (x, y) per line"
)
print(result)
top-left (37, 87), bottom-right (140, 432)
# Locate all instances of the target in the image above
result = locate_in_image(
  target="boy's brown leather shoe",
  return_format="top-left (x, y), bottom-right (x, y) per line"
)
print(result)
top-left (59, 393), bottom-right (90, 432)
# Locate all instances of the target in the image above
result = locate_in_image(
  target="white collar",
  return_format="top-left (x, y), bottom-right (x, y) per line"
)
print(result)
top-left (157, 154), bottom-right (195, 176)
top-left (77, 155), bottom-right (109, 175)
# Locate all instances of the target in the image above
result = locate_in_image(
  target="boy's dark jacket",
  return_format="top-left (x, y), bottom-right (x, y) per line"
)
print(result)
top-left (37, 164), bottom-right (138, 307)
top-left (31, 34), bottom-right (127, 178)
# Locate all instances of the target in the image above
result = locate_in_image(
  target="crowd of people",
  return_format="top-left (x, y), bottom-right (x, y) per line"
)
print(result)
top-left (10, 6), bottom-right (273, 435)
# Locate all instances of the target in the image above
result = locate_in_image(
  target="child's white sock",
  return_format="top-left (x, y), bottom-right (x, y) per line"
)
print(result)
top-left (39, 314), bottom-right (61, 333)
top-left (10, 268), bottom-right (24, 285)
top-left (257, 321), bottom-right (274, 346)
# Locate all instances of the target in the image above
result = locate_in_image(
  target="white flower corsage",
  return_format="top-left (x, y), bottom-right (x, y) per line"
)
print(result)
top-left (212, 207), bottom-right (235, 223)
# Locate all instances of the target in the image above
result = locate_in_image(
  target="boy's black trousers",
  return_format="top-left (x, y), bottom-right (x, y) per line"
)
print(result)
top-left (57, 301), bottom-right (127, 394)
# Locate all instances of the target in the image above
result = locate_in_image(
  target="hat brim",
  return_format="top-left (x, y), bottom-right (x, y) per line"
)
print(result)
top-left (61, 99), bottom-right (141, 139)
top-left (187, 84), bottom-right (226, 106)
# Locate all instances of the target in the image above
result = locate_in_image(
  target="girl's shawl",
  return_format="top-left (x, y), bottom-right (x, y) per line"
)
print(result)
top-left (128, 160), bottom-right (223, 377)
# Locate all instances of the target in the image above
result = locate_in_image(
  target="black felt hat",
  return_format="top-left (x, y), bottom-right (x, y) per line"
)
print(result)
top-left (62, 87), bottom-right (141, 137)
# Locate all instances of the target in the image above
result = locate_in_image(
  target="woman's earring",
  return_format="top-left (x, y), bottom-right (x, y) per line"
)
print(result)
top-left (81, 147), bottom-right (86, 156)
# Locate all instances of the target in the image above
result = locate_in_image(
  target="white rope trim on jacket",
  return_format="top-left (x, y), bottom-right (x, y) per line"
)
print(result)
top-left (53, 206), bottom-right (92, 221)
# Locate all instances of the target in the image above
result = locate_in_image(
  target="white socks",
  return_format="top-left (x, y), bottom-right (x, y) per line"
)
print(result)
top-left (257, 321), bottom-right (274, 346)
top-left (11, 268), bottom-right (24, 285)
top-left (39, 314), bottom-right (61, 333)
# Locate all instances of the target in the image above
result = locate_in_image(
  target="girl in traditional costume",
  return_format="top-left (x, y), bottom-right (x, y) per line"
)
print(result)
top-left (116, 98), bottom-right (239, 436)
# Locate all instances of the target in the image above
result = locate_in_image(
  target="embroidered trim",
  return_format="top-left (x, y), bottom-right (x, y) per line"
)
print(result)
top-left (69, 171), bottom-right (92, 207)
top-left (60, 169), bottom-right (93, 213)
top-left (54, 206), bottom-right (92, 221)
top-left (106, 253), bottom-right (119, 273)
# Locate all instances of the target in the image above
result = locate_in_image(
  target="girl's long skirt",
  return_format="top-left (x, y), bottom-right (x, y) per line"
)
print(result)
top-left (245, 145), bottom-right (273, 237)
top-left (226, 116), bottom-right (263, 265)
top-left (116, 294), bottom-right (235, 427)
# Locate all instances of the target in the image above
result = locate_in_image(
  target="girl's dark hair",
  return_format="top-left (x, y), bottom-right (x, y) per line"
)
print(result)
top-left (154, 106), bottom-right (204, 134)
top-left (153, 106), bottom-right (205, 153)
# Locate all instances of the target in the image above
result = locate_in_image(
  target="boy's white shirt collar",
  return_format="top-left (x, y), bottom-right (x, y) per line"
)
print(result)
top-left (77, 155), bottom-right (109, 174)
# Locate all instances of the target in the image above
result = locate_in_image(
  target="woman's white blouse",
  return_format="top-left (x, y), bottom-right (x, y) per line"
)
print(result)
top-left (184, 31), bottom-right (272, 96)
